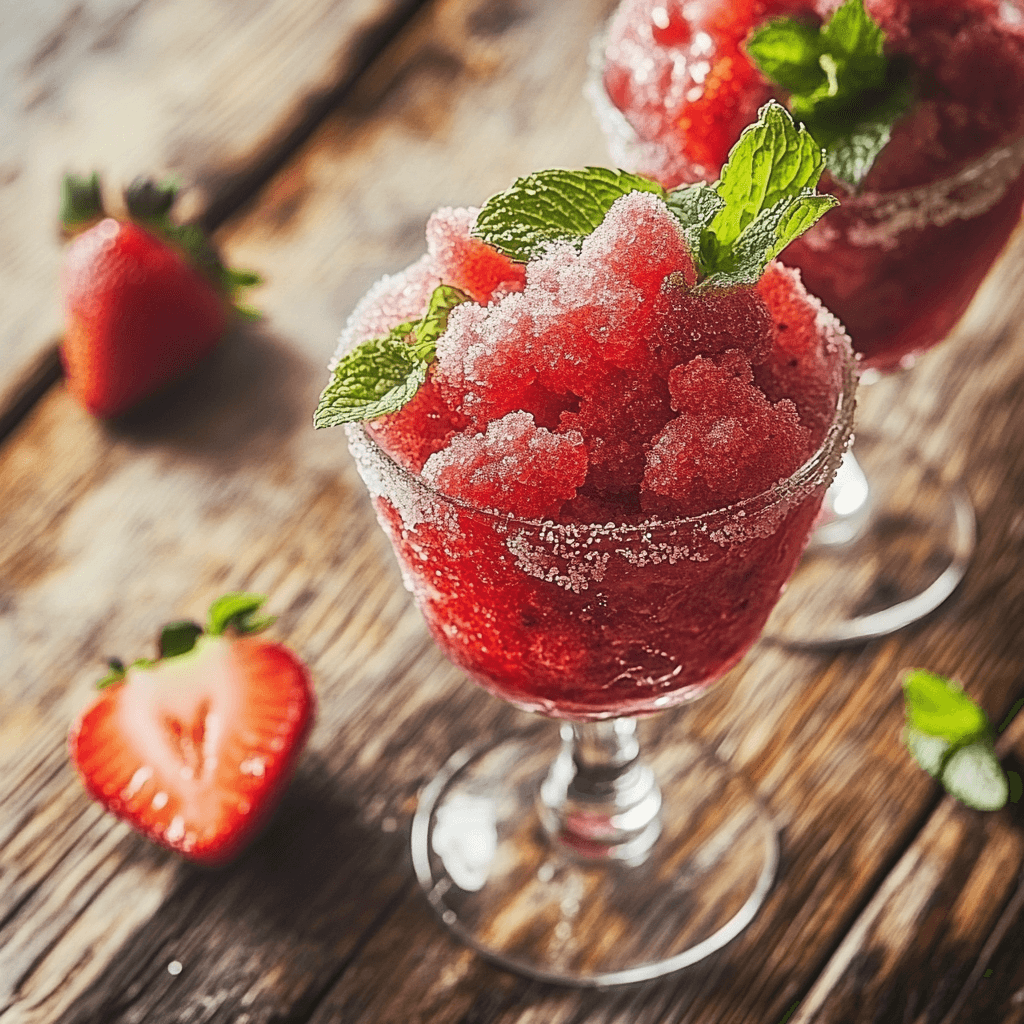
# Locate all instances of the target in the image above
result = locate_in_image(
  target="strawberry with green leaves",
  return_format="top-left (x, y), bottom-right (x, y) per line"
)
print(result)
top-left (69, 594), bottom-right (315, 866)
top-left (60, 174), bottom-right (260, 418)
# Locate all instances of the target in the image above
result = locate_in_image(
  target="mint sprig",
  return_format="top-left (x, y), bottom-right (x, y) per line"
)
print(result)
top-left (745, 0), bottom-right (912, 189)
top-left (691, 102), bottom-right (838, 287)
top-left (313, 284), bottom-right (469, 428)
top-left (902, 670), bottom-right (1009, 811)
top-left (315, 104), bottom-right (834, 426)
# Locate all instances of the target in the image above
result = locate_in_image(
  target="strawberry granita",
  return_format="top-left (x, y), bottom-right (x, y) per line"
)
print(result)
top-left (335, 191), bottom-right (855, 718)
top-left (596, 0), bottom-right (1024, 369)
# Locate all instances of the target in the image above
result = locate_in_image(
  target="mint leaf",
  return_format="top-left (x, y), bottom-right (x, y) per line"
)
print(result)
top-left (410, 284), bottom-right (470, 362)
top-left (674, 101), bottom-right (837, 288)
top-left (745, 0), bottom-right (912, 189)
top-left (314, 285), bottom-right (470, 427)
top-left (710, 101), bottom-right (829, 246)
top-left (702, 192), bottom-right (837, 288)
top-left (472, 168), bottom-right (665, 261)
top-left (902, 669), bottom-right (1010, 811)
top-left (820, 0), bottom-right (886, 95)
top-left (942, 743), bottom-right (1008, 811)
top-left (664, 183), bottom-right (724, 257)
top-left (817, 75), bottom-right (912, 188)
top-left (745, 20), bottom-right (826, 96)
top-left (315, 335), bottom-right (429, 427)
top-left (903, 669), bottom-right (990, 745)
top-left (904, 726), bottom-right (950, 778)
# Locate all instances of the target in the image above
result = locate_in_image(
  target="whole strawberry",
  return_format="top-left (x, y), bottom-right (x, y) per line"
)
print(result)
top-left (59, 174), bottom-right (259, 418)
top-left (69, 593), bottom-right (315, 866)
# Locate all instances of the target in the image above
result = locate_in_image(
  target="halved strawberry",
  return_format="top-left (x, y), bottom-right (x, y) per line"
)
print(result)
top-left (59, 174), bottom-right (260, 418)
top-left (68, 594), bottom-right (315, 866)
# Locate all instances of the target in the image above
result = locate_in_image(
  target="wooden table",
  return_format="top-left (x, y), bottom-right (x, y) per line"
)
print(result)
top-left (3, 1), bottom-right (1024, 1021)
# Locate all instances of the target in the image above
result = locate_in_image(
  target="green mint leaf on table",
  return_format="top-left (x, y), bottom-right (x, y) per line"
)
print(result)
top-left (902, 670), bottom-right (1008, 811)
top-left (471, 168), bottom-right (664, 261)
top-left (745, 0), bottom-right (912, 189)
top-left (942, 744), bottom-right (1009, 812)
top-left (313, 285), bottom-right (469, 428)
top-left (904, 669), bottom-right (989, 743)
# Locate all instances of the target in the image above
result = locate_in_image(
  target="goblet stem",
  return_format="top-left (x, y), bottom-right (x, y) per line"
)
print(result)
top-left (766, 435), bottom-right (975, 646)
top-left (538, 719), bottom-right (662, 864)
top-left (811, 450), bottom-right (872, 548)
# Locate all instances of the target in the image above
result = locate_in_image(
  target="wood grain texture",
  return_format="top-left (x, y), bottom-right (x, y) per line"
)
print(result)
top-left (792, 708), bottom-right (1024, 1024)
top-left (0, 0), bottom-right (425, 431)
top-left (2, 0), bottom-right (1024, 1021)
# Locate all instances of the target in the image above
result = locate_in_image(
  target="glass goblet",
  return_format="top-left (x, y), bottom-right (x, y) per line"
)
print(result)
top-left (763, 134), bottom-right (1024, 644)
top-left (343, 343), bottom-right (855, 986)
top-left (588, 36), bottom-right (1024, 645)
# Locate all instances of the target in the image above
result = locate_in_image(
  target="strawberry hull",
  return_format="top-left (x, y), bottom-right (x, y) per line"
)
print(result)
top-left (347, 382), bottom-right (852, 721)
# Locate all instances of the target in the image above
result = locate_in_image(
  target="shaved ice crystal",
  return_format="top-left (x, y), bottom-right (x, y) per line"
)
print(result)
top-left (421, 412), bottom-right (588, 521)
top-left (349, 188), bottom-right (844, 523)
top-left (426, 207), bottom-right (526, 305)
top-left (643, 352), bottom-right (811, 518)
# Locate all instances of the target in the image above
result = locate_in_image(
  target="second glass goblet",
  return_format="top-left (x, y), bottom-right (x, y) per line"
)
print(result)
top-left (344, 338), bottom-right (855, 986)
top-left (589, 27), bottom-right (1024, 645)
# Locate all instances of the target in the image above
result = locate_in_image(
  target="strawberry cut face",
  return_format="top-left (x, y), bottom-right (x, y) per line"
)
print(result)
top-left (69, 634), bottom-right (315, 866)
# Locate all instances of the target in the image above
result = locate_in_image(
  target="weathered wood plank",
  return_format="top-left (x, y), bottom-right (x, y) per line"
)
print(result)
top-left (3, 0), bottom-right (1024, 1021)
top-left (0, 0), bottom-right (426, 430)
top-left (789, 708), bottom-right (1024, 1024)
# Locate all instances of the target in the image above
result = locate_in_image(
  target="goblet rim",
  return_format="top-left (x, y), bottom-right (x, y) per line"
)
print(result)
top-left (344, 339), bottom-right (857, 536)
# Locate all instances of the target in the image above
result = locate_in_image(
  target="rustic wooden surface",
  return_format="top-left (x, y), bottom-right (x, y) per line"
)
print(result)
top-left (2, 0), bottom-right (1024, 1022)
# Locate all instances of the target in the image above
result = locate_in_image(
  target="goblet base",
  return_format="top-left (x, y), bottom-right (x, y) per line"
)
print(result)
top-left (764, 433), bottom-right (975, 647)
top-left (411, 725), bottom-right (778, 987)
